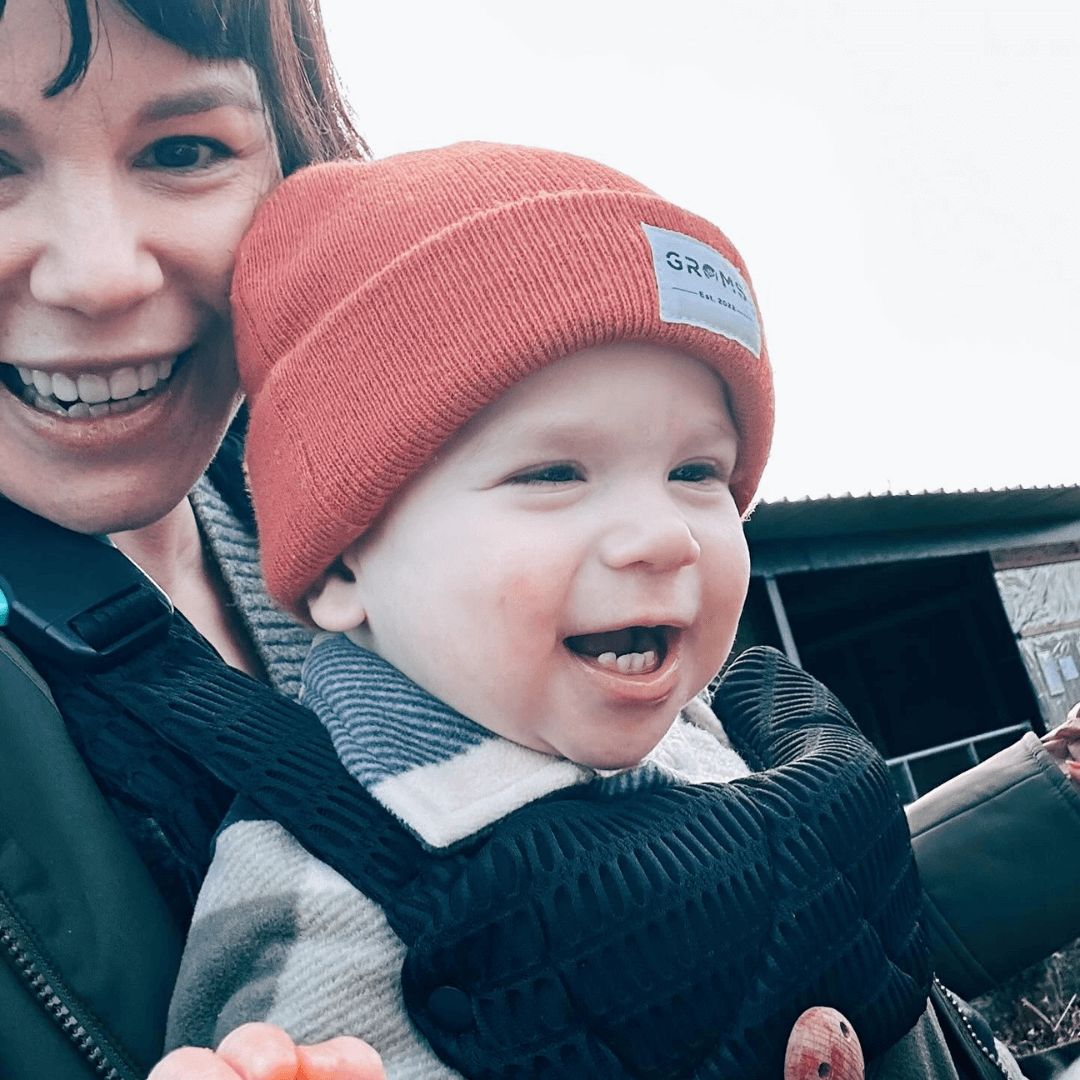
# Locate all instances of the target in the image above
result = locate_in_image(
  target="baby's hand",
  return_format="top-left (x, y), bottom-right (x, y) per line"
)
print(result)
top-left (1042, 702), bottom-right (1080, 785)
top-left (148, 1023), bottom-right (386, 1080)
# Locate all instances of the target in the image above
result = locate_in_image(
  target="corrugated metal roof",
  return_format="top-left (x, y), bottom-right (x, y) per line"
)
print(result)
top-left (744, 485), bottom-right (1080, 577)
top-left (745, 485), bottom-right (1080, 543)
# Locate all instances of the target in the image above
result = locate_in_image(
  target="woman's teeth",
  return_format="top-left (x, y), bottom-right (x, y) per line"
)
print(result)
top-left (596, 650), bottom-right (660, 674)
top-left (15, 358), bottom-right (175, 417)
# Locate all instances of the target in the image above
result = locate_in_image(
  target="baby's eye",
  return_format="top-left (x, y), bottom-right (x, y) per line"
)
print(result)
top-left (135, 136), bottom-right (232, 172)
top-left (507, 463), bottom-right (584, 485)
top-left (669, 461), bottom-right (722, 483)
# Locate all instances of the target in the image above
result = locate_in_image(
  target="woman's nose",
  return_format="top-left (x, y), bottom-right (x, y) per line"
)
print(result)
top-left (600, 505), bottom-right (702, 572)
top-left (28, 182), bottom-right (164, 317)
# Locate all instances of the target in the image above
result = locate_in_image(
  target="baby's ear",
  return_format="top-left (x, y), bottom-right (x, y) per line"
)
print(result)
top-left (305, 542), bottom-right (368, 632)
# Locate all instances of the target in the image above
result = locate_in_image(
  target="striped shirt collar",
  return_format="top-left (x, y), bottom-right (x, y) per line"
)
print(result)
top-left (301, 634), bottom-right (595, 848)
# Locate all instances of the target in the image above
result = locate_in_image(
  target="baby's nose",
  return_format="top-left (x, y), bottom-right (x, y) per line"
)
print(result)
top-left (599, 513), bottom-right (701, 573)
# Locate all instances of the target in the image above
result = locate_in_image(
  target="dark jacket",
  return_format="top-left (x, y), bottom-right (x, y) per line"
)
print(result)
top-left (908, 733), bottom-right (1080, 999)
top-left (0, 633), bottom-right (182, 1079)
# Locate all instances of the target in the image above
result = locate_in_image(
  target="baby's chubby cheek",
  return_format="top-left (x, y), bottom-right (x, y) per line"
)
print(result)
top-left (494, 566), bottom-right (569, 645)
top-left (486, 562), bottom-right (576, 676)
top-left (425, 537), bottom-right (582, 734)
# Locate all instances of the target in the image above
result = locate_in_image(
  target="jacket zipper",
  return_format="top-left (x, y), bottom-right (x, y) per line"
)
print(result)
top-left (0, 888), bottom-right (141, 1080)
top-left (931, 975), bottom-right (1012, 1080)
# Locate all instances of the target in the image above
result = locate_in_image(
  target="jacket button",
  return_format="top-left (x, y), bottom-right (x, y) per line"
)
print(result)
top-left (427, 985), bottom-right (475, 1032)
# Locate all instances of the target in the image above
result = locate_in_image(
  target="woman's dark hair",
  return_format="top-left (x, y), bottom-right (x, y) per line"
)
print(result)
top-left (0, 0), bottom-right (368, 175)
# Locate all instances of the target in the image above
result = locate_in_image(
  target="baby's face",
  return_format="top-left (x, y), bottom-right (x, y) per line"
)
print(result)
top-left (312, 342), bottom-right (750, 769)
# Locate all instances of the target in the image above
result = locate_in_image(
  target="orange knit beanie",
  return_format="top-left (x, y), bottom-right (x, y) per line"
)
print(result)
top-left (233, 142), bottom-right (774, 613)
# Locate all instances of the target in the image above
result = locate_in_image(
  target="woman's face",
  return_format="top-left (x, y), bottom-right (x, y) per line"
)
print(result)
top-left (0, 0), bottom-right (280, 533)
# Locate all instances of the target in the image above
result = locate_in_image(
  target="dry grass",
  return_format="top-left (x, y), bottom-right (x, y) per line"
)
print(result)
top-left (973, 937), bottom-right (1080, 1058)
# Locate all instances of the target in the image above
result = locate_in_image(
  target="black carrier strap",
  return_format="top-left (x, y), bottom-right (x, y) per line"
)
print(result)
top-left (0, 498), bottom-right (172, 670)
top-left (30, 608), bottom-right (931, 1080)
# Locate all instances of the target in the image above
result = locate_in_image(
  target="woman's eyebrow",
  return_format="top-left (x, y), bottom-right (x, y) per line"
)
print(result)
top-left (0, 87), bottom-right (260, 135)
top-left (136, 85), bottom-right (263, 125)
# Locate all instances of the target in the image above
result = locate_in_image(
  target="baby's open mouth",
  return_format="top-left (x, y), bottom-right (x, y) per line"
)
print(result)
top-left (564, 625), bottom-right (673, 674)
top-left (0, 351), bottom-right (189, 418)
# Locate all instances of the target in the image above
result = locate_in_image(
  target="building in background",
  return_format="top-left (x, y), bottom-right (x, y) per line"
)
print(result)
top-left (737, 486), bottom-right (1080, 802)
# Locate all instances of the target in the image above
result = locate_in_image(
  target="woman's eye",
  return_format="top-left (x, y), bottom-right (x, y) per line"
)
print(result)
top-left (137, 137), bottom-right (231, 171)
top-left (508, 463), bottom-right (583, 485)
top-left (669, 461), bottom-right (721, 483)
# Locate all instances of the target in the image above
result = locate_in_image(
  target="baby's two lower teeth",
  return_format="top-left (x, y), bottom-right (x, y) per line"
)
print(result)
top-left (597, 650), bottom-right (658, 673)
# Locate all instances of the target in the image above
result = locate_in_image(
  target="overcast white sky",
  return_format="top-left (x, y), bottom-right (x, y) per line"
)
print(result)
top-left (319, 0), bottom-right (1079, 501)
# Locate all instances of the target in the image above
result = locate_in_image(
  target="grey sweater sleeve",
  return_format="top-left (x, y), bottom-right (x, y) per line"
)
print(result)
top-left (165, 817), bottom-right (460, 1079)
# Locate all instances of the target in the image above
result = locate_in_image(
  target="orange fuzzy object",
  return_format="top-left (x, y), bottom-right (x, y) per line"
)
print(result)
top-left (232, 143), bottom-right (774, 614)
top-left (784, 1007), bottom-right (865, 1080)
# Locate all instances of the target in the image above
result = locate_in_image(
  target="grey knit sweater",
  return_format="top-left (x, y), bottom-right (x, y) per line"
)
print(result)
top-left (190, 476), bottom-right (312, 701)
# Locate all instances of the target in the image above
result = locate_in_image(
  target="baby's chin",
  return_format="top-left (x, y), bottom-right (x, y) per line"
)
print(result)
top-left (577, 751), bottom-right (657, 773)
top-left (545, 717), bottom-right (683, 772)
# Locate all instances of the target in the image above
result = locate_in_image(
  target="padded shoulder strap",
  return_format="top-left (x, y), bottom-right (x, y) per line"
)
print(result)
top-left (31, 613), bottom-right (423, 914)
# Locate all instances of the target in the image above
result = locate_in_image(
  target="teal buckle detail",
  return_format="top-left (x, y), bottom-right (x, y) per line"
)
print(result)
top-left (0, 587), bottom-right (8, 627)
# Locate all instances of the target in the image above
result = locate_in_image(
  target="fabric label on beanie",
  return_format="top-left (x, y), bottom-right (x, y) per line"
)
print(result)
top-left (641, 223), bottom-right (761, 358)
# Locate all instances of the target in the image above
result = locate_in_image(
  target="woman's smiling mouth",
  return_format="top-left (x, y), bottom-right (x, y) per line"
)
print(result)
top-left (0, 349), bottom-right (192, 419)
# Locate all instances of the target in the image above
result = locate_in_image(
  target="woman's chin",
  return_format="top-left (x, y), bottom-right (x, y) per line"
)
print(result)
top-left (0, 473), bottom-right (195, 537)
